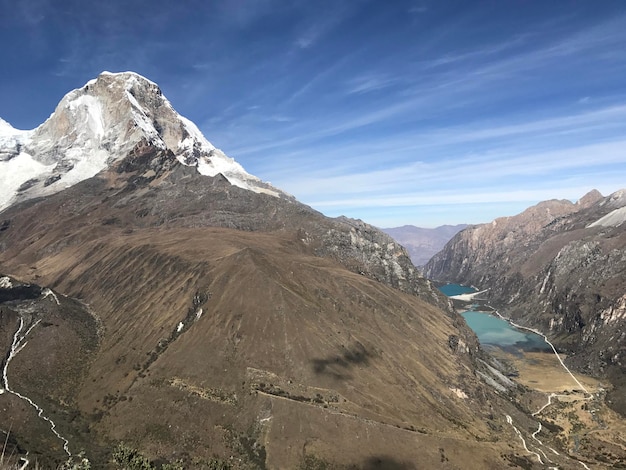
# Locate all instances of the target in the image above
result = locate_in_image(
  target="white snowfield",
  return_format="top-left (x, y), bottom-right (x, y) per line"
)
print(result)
top-left (0, 71), bottom-right (283, 212)
top-left (449, 288), bottom-right (489, 301)
top-left (587, 205), bottom-right (626, 228)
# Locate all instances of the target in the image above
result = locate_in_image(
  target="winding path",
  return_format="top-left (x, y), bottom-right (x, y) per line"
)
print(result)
top-left (489, 305), bottom-right (594, 469)
top-left (490, 307), bottom-right (590, 395)
top-left (1, 310), bottom-right (72, 458)
top-left (505, 414), bottom-right (545, 464)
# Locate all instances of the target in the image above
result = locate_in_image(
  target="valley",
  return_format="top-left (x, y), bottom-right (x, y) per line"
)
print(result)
top-left (425, 191), bottom-right (626, 418)
top-left (439, 283), bottom-right (626, 468)
top-left (1, 308), bottom-right (72, 458)
top-left (498, 343), bottom-right (626, 469)
top-left (381, 225), bottom-right (468, 267)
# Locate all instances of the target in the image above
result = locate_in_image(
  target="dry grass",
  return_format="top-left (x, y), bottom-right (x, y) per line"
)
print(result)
top-left (1, 429), bottom-right (28, 470)
top-left (0, 225), bottom-right (514, 468)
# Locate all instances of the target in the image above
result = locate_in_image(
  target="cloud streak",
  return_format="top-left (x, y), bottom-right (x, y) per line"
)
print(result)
top-left (277, 139), bottom-right (626, 194)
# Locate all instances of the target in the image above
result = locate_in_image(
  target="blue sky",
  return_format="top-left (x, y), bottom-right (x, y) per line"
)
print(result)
top-left (1, 0), bottom-right (626, 227)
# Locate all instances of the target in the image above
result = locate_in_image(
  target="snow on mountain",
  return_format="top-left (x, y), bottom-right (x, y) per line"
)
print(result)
top-left (0, 118), bottom-right (31, 152)
top-left (588, 197), bottom-right (626, 228)
top-left (586, 190), bottom-right (626, 228)
top-left (587, 206), bottom-right (626, 228)
top-left (602, 189), bottom-right (626, 209)
top-left (0, 71), bottom-right (283, 212)
top-left (0, 120), bottom-right (42, 210)
top-left (0, 117), bottom-right (22, 134)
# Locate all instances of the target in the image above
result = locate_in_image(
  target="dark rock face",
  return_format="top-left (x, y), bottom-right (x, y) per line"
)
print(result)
top-left (315, 217), bottom-right (445, 305)
top-left (424, 190), bottom-right (626, 414)
top-left (0, 278), bottom-right (41, 302)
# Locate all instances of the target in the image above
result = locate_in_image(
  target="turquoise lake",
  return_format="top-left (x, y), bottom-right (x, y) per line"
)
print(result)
top-left (440, 284), bottom-right (551, 352)
top-left (461, 310), bottom-right (550, 351)
top-left (437, 284), bottom-right (476, 296)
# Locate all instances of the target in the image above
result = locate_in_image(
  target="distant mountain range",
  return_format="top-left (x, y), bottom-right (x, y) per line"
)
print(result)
top-left (382, 224), bottom-right (467, 267)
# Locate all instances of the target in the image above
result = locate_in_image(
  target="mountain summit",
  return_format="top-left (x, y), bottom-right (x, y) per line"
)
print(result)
top-left (0, 71), bottom-right (283, 211)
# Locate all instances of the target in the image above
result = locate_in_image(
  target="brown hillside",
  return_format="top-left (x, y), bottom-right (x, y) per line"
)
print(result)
top-left (1, 221), bottom-right (530, 468)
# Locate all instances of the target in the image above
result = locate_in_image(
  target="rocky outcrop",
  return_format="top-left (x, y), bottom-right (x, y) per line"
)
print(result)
top-left (425, 189), bottom-right (626, 413)
top-left (315, 217), bottom-right (447, 305)
top-left (424, 198), bottom-right (580, 285)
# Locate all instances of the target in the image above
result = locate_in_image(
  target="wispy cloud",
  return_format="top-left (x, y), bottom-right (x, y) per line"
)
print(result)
top-left (345, 74), bottom-right (398, 94)
top-left (293, 3), bottom-right (353, 50)
top-left (285, 51), bottom-right (358, 103)
top-left (424, 33), bottom-right (532, 69)
top-left (295, 29), bottom-right (320, 49)
top-left (408, 5), bottom-right (428, 15)
top-left (3, 1), bottom-right (626, 227)
top-left (220, 9), bottom-right (626, 175)
top-left (228, 89), bottom-right (626, 160)
top-left (275, 139), bottom-right (626, 195)
top-left (6, 0), bottom-right (50, 25)
top-left (308, 186), bottom-right (604, 209)
top-left (213, 0), bottom-right (279, 29)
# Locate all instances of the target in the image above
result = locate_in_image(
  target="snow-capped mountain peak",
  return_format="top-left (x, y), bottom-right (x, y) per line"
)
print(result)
top-left (0, 71), bottom-right (283, 211)
top-left (0, 117), bottom-right (23, 134)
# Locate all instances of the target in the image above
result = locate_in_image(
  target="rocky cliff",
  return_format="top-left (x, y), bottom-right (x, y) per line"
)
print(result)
top-left (425, 189), bottom-right (626, 414)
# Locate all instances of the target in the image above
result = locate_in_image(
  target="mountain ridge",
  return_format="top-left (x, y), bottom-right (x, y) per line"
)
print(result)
top-left (0, 72), bottom-right (495, 468)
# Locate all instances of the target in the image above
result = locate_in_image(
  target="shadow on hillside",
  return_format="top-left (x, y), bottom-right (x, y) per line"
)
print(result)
top-left (362, 456), bottom-right (415, 470)
top-left (0, 284), bottom-right (42, 303)
top-left (310, 342), bottom-right (372, 380)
